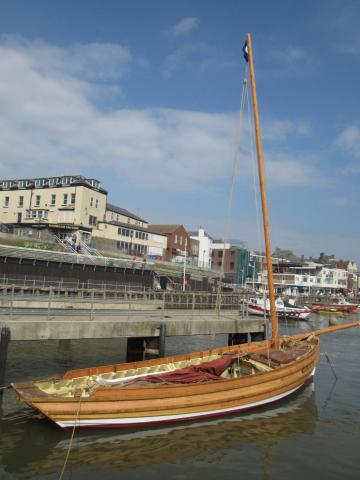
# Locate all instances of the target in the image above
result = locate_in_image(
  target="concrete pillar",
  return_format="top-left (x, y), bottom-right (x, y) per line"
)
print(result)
top-left (126, 338), bottom-right (146, 362)
top-left (250, 332), bottom-right (265, 342)
top-left (158, 324), bottom-right (166, 358)
top-left (228, 333), bottom-right (248, 346)
top-left (126, 332), bottom-right (166, 363)
top-left (0, 327), bottom-right (11, 394)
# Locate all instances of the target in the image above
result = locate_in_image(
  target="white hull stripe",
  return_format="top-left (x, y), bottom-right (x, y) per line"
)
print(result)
top-left (57, 369), bottom-right (315, 428)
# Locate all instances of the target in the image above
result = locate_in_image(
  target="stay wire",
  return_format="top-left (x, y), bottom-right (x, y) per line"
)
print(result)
top-left (216, 65), bottom-right (248, 317)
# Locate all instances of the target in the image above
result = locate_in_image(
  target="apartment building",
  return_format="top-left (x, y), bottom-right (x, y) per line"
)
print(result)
top-left (0, 175), bottom-right (106, 243)
top-left (0, 175), bottom-right (167, 257)
top-left (258, 260), bottom-right (353, 295)
top-left (93, 204), bottom-right (167, 258)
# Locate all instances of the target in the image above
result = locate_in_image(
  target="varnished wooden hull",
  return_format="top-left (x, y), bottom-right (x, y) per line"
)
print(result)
top-left (12, 338), bottom-right (320, 429)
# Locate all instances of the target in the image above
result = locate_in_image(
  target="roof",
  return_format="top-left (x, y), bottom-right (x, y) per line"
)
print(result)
top-left (188, 230), bottom-right (214, 241)
top-left (149, 224), bottom-right (183, 235)
top-left (96, 220), bottom-right (166, 236)
top-left (106, 203), bottom-right (147, 223)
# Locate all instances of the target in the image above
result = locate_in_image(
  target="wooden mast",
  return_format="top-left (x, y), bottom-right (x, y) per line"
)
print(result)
top-left (246, 33), bottom-right (279, 345)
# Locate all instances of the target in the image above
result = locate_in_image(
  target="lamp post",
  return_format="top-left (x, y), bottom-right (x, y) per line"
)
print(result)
top-left (183, 238), bottom-right (188, 291)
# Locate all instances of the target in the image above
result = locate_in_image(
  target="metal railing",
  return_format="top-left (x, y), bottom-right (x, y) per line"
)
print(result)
top-left (0, 276), bottom-right (148, 292)
top-left (0, 287), bottom-right (252, 321)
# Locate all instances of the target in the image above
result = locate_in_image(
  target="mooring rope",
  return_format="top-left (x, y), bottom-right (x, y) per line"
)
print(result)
top-left (58, 391), bottom-right (83, 480)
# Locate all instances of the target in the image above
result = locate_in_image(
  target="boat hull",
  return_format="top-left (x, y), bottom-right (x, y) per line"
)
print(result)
top-left (56, 372), bottom-right (315, 429)
top-left (247, 303), bottom-right (311, 320)
top-left (309, 303), bottom-right (358, 314)
top-left (13, 338), bottom-right (319, 429)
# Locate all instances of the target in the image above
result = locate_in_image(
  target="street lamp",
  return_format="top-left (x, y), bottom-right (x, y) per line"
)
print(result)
top-left (183, 238), bottom-right (188, 291)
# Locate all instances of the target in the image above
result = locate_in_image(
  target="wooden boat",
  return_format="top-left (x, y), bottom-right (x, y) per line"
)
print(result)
top-left (11, 34), bottom-right (360, 429)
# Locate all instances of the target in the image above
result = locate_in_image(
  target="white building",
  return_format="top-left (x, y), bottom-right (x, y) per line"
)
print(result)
top-left (189, 228), bottom-right (213, 269)
top-left (257, 261), bottom-right (351, 295)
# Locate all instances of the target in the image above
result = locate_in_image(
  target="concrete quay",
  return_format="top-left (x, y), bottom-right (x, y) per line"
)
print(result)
top-left (0, 310), bottom-right (265, 341)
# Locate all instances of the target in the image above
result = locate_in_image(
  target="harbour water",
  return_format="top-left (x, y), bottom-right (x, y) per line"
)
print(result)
top-left (0, 313), bottom-right (359, 479)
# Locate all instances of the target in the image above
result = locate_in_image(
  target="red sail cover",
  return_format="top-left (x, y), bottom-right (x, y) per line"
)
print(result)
top-left (127, 355), bottom-right (234, 385)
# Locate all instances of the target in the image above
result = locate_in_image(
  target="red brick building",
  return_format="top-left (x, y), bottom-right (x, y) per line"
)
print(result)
top-left (149, 224), bottom-right (190, 261)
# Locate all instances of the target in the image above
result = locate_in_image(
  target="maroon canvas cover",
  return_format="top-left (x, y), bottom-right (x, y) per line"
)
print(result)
top-left (126, 355), bottom-right (234, 386)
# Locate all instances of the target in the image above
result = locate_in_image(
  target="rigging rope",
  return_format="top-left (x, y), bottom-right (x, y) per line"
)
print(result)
top-left (215, 65), bottom-right (248, 318)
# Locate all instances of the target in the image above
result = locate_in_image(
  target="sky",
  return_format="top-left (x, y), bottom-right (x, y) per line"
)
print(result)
top-left (1, 0), bottom-right (360, 263)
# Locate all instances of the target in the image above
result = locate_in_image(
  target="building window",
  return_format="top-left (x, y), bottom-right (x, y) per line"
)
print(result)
top-left (18, 196), bottom-right (24, 207)
top-left (50, 194), bottom-right (56, 206)
top-left (4, 196), bottom-right (9, 207)
top-left (90, 197), bottom-right (93, 207)
top-left (174, 235), bottom-right (178, 243)
top-left (71, 193), bottom-right (76, 205)
top-left (63, 193), bottom-right (68, 205)
top-left (25, 209), bottom-right (48, 219)
top-left (89, 215), bottom-right (97, 226)
top-left (95, 198), bottom-right (99, 208)
top-left (35, 195), bottom-right (40, 207)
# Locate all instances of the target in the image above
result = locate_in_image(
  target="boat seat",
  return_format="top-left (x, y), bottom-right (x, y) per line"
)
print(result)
top-left (249, 346), bottom-right (309, 366)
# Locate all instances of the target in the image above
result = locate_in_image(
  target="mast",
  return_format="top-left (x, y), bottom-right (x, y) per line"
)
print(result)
top-left (245, 33), bottom-right (279, 345)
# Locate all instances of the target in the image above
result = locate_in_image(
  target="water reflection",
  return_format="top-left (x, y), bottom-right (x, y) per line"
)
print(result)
top-left (1, 384), bottom-right (317, 478)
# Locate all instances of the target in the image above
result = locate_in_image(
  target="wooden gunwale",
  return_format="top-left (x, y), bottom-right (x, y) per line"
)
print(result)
top-left (62, 340), bottom-right (272, 380)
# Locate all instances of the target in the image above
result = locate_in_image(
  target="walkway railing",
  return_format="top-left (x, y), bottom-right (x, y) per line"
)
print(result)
top-left (0, 287), bottom-right (251, 320)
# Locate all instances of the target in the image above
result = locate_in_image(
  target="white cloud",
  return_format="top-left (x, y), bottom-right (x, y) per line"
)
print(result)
top-left (263, 119), bottom-right (311, 142)
top-left (336, 125), bottom-right (360, 157)
top-left (264, 152), bottom-right (320, 186)
top-left (169, 17), bottom-right (199, 36)
top-left (0, 37), bottom-right (319, 191)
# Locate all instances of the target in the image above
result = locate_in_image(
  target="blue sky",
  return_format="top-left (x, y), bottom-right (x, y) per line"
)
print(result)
top-left (1, 0), bottom-right (360, 263)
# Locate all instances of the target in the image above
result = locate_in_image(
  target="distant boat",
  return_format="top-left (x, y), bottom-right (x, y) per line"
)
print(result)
top-left (11, 34), bottom-right (360, 430)
top-left (309, 299), bottom-right (358, 314)
top-left (247, 297), bottom-right (312, 320)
